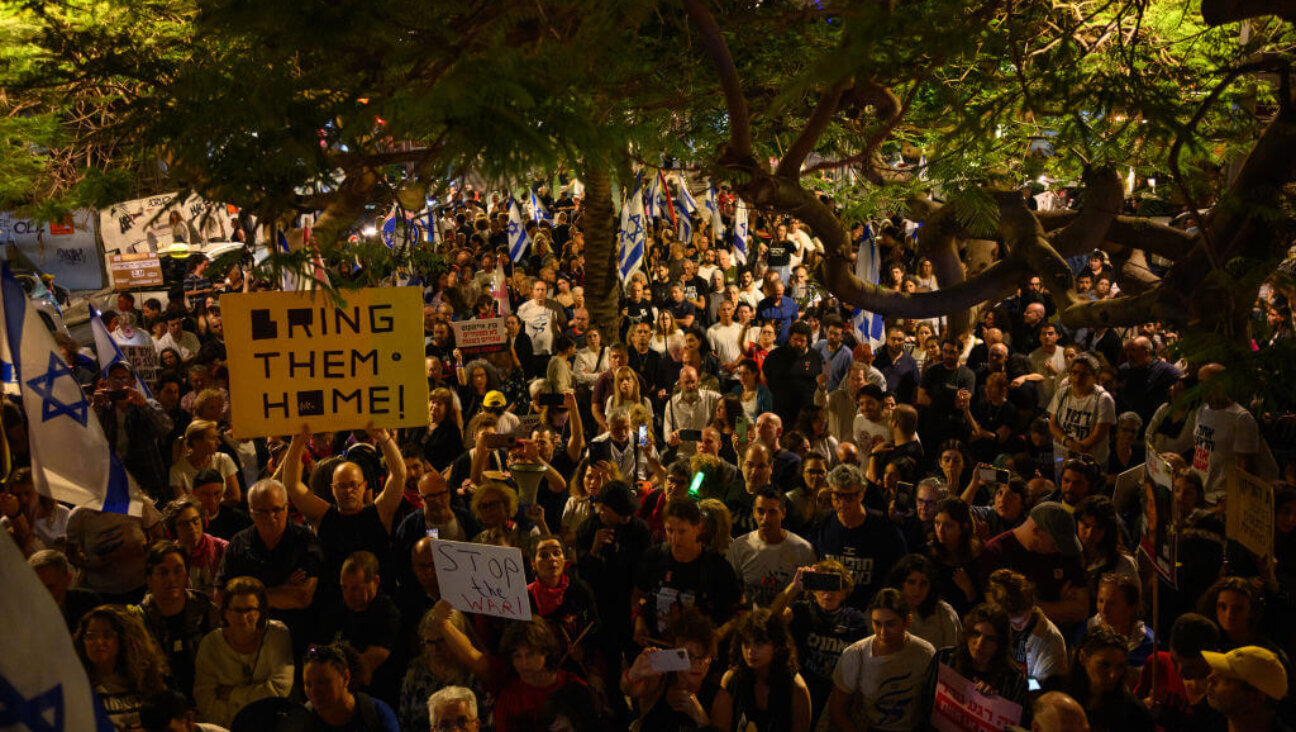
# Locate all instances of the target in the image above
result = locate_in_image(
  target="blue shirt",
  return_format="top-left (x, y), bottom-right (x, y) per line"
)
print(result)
top-left (756, 295), bottom-right (799, 345)
top-left (813, 340), bottom-right (854, 391)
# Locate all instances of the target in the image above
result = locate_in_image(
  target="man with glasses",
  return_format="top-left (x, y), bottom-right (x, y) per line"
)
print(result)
top-left (215, 478), bottom-right (325, 654)
top-left (281, 425), bottom-right (408, 591)
top-left (784, 452), bottom-right (830, 538)
top-left (426, 685), bottom-right (481, 732)
top-left (812, 464), bottom-right (907, 610)
top-left (392, 470), bottom-right (480, 595)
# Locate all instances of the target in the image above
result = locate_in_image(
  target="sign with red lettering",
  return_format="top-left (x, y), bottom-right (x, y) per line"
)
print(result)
top-left (222, 287), bottom-right (429, 438)
top-left (432, 539), bottom-right (532, 621)
top-left (932, 663), bottom-right (1023, 732)
top-left (450, 318), bottom-right (507, 355)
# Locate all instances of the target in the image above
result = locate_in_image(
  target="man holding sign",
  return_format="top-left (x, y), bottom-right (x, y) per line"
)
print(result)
top-left (282, 425), bottom-right (408, 587)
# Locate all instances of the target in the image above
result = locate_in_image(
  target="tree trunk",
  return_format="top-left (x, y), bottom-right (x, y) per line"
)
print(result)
top-left (581, 166), bottom-right (621, 339)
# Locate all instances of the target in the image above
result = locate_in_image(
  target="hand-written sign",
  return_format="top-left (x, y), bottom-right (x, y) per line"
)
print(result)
top-left (432, 539), bottom-right (532, 621)
top-left (1227, 468), bottom-right (1274, 560)
top-left (932, 663), bottom-right (1023, 732)
top-left (451, 318), bottom-right (507, 355)
top-left (222, 287), bottom-right (429, 438)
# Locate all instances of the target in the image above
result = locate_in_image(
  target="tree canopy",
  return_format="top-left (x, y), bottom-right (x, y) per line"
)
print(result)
top-left (2, 0), bottom-right (1293, 338)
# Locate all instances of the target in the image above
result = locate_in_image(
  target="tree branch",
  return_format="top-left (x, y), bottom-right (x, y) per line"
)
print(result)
top-left (1059, 288), bottom-right (1174, 329)
top-left (1042, 166), bottom-right (1124, 258)
top-left (683, 0), bottom-right (753, 161)
top-left (916, 206), bottom-right (972, 336)
top-left (776, 77), bottom-right (851, 178)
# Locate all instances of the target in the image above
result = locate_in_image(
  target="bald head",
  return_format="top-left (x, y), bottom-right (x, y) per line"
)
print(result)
top-left (1024, 302), bottom-right (1047, 325)
top-left (331, 461), bottom-right (367, 513)
top-left (984, 327), bottom-right (1004, 345)
top-left (1032, 692), bottom-right (1089, 732)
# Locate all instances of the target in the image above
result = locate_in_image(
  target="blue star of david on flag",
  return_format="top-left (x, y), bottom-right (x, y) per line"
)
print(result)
top-left (0, 674), bottom-right (65, 732)
top-left (25, 352), bottom-right (88, 427)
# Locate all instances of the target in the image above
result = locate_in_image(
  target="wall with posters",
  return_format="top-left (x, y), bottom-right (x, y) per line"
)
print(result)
top-left (99, 192), bottom-right (238, 256)
top-left (0, 209), bottom-right (104, 290)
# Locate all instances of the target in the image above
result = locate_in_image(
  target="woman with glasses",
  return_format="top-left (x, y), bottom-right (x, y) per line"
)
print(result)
top-left (1047, 351), bottom-right (1116, 472)
top-left (75, 604), bottom-right (170, 732)
top-left (163, 496), bottom-right (226, 595)
top-left (427, 685), bottom-right (482, 732)
top-left (303, 643), bottom-right (400, 731)
top-left (193, 576), bottom-right (293, 727)
top-left (1105, 411), bottom-right (1146, 485)
top-left (624, 608), bottom-right (721, 731)
top-left (401, 606), bottom-right (490, 732)
top-left (470, 480), bottom-right (541, 549)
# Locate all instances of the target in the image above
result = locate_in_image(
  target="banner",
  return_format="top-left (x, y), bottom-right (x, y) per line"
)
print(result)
top-left (99, 192), bottom-right (237, 255)
top-left (432, 539), bottom-right (532, 621)
top-left (451, 318), bottom-right (507, 355)
top-left (932, 663), bottom-right (1023, 732)
top-left (1227, 468), bottom-right (1274, 560)
top-left (1138, 452), bottom-right (1178, 586)
top-left (0, 209), bottom-right (104, 290)
top-left (222, 287), bottom-right (429, 438)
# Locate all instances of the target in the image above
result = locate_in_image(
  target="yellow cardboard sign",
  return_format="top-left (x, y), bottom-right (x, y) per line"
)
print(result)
top-left (222, 287), bottom-right (429, 438)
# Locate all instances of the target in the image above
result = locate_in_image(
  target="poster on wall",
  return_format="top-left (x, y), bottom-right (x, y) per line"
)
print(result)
top-left (99, 192), bottom-right (238, 256)
top-left (0, 209), bottom-right (104, 291)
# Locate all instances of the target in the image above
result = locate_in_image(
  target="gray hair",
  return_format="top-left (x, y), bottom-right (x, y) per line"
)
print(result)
top-left (1117, 411), bottom-right (1144, 431)
top-left (826, 464), bottom-right (864, 491)
top-left (607, 407), bottom-right (631, 426)
top-left (917, 476), bottom-right (948, 498)
top-left (28, 549), bottom-right (70, 574)
top-left (247, 478), bottom-right (287, 504)
top-left (427, 685), bottom-right (478, 726)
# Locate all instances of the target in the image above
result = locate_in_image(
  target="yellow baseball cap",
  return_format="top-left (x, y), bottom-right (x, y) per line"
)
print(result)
top-left (483, 390), bottom-right (507, 408)
top-left (1203, 646), bottom-right (1288, 700)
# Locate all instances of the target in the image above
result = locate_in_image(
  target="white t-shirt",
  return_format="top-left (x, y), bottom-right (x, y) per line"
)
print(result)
top-left (725, 530), bottom-right (817, 608)
top-left (517, 300), bottom-right (556, 355)
top-left (1192, 402), bottom-right (1260, 498)
top-left (833, 635), bottom-right (936, 732)
top-left (1047, 385), bottom-right (1116, 466)
top-left (853, 415), bottom-right (891, 452)
top-left (909, 600), bottom-right (961, 651)
top-left (169, 452), bottom-right (239, 496)
top-left (707, 322), bottom-right (745, 366)
top-left (1028, 346), bottom-right (1067, 405)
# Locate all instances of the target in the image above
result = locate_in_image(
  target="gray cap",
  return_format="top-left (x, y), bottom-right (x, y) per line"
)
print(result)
top-left (1030, 502), bottom-right (1082, 557)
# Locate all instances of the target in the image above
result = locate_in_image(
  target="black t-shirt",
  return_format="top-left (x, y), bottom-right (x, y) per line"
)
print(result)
top-left (812, 511), bottom-right (909, 609)
top-left (317, 504), bottom-right (394, 585)
top-left (634, 545), bottom-right (744, 638)
top-left (575, 515), bottom-right (653, 640)
top-left (623, 300), bottom-right (655, 336)
top-left (666, 299), bottom-right (698, 324)
top-left (204, 506), bottom-right (252, 541)
top-left (681, 276), bottom-right (708, 304)
top-left (319, 592), bottom-right (403, 701)
top-left (217, 521), bottom-right (326, 636)
top-left (766, 240), bottom-right (791, 267)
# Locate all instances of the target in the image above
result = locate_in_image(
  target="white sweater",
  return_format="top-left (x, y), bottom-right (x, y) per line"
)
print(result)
top-left (193, 620), bottom-right (294, 728)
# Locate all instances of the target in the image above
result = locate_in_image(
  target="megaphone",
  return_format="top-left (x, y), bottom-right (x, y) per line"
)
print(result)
top-left (509, 462), bottom-right (548, 505)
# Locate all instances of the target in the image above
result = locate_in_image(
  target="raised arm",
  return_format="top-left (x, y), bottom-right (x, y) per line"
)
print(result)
top-left (284, 425), bottom-right (331, 526)
top-left (564, 391), bottom-right (585, 462)
top-left (370, 425), bottom-right (407, 531)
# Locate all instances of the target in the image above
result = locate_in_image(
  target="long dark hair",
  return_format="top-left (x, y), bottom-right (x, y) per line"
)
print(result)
top-left (950, 604), bottom-right (1018, 683)
top-left (727, 609), bottom-right (795, 727)
top-left (1069, 626), bottom-right (1128, 703)
top-left (1073, 495), bottom-right (1123, 571)
top-left (928, 498), bottom-right (980, 566)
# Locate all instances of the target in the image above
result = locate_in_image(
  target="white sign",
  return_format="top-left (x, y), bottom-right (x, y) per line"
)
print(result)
top-left (933, 663), bottom-right (1023, 732)
top-left (450, 318), bottom-right (507, 355)
top-left (432, 539), bottom-right (532, 621)
top-left (100, 192), bottom-right (237, 255)
top-left (0, 209), bottom-right (104, 290)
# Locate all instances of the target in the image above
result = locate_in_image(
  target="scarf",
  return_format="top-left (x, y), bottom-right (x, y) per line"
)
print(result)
top-left (529, 573), bottom-right (570, 617)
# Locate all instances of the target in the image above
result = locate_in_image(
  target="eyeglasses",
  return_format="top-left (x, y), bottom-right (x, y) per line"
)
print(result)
top-left (332, 481), bottom-right (363, 491)
top-left (250, 506), bottom-right (287, 517)
top-left (830, 491), bottom-right (861, 503)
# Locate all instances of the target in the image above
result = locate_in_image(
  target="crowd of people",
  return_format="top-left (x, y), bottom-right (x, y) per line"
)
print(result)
top-left (4, 177), bottom-right (1296, 732)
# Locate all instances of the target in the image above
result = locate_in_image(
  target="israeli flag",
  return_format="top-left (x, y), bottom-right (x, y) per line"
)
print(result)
top-left (0, 531), bottom-right (116, 732)
top-left (732, 198), bottom-right (750, 266)
top-left (0, 265), bottom-right (140, 515)
top-left (704, 185), bottom-right (725, 241)
top-left (644, 174), bottom-right (661, 222)
top-left (676, 180), bottom-right (698, 243)
top-left (529, 190), bottom-right (551, 225)
top-left (618, 181), bottom-right (646, 283)
top-left (277, 229), bottom-right (298, 292)
top-left (851, 235), bottom-right (886, 349)
top-left (89, 308), bottom-right (152, 399)
top-left (507, 198), bottom-right (530, 263)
